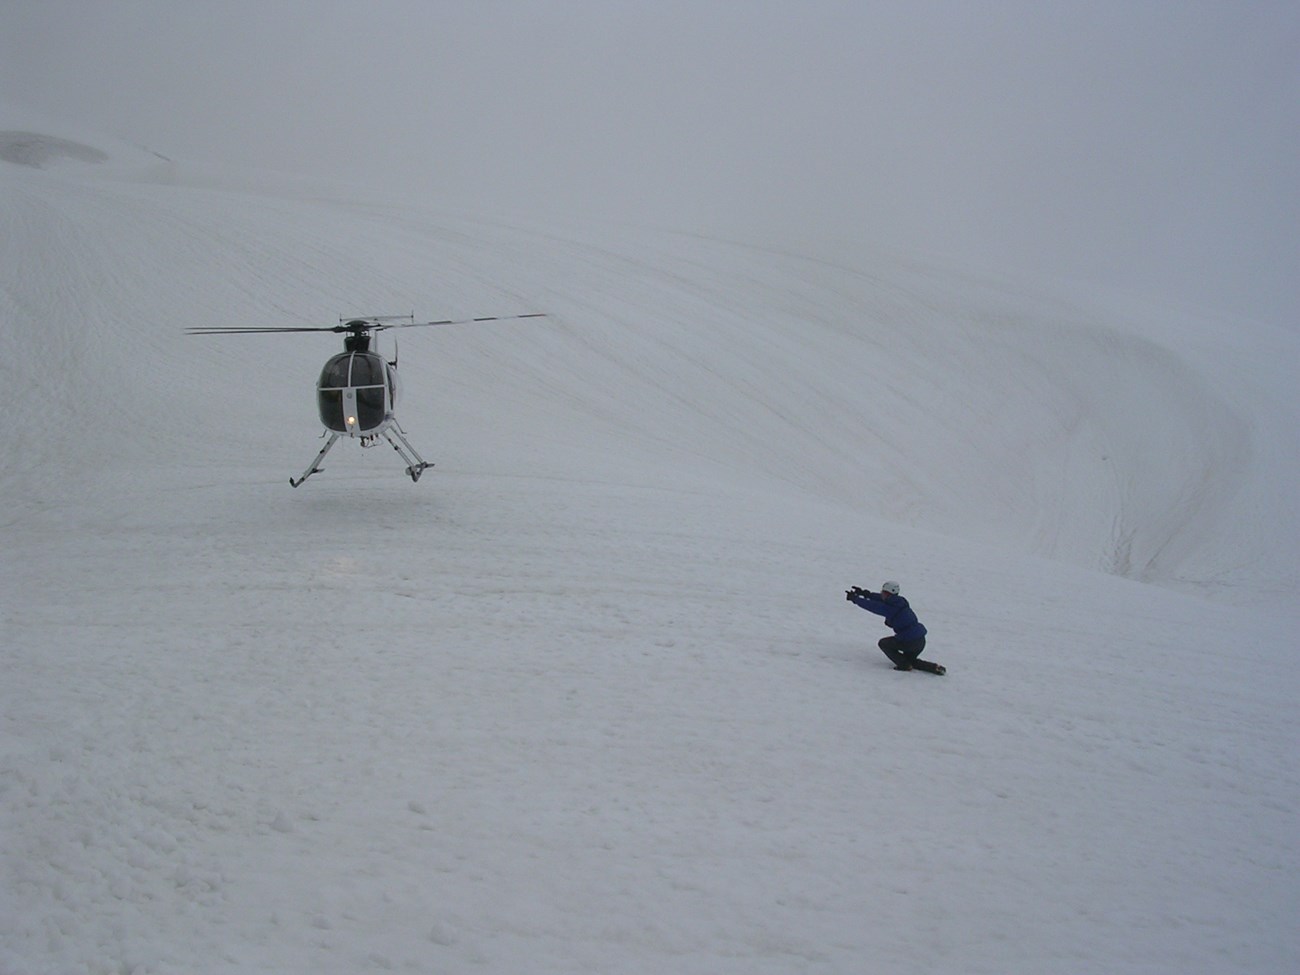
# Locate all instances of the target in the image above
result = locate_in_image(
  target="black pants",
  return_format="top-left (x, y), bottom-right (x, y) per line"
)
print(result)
top-left (879, 636), bottom-right (926, 667)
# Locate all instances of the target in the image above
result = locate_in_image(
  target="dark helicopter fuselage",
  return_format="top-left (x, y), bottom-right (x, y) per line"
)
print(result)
top-left (315, 332), bottom-right (402, 438)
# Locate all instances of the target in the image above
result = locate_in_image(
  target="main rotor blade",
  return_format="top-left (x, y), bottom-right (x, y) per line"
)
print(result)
top-left (187, 313), bottom-right (546, 336)
top-left (185, 326), bottom-right (340, 335)
top-left (387, 312), bottom-right (548, 330)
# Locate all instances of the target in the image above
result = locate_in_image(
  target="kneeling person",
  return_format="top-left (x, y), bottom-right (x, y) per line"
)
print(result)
top-left (846, 581), bottom-right (940, 673)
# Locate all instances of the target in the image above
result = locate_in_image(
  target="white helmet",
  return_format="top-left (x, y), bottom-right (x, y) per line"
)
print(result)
top-left (881, 581), bottom-right (901, 595)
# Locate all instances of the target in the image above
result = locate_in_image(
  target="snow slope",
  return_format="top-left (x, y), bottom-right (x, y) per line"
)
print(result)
top-left (2, 123), bottom-right (1298, 974)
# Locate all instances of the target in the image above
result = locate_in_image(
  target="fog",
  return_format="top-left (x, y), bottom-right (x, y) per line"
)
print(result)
top-left (3, 0), bottom-right (1296, 326)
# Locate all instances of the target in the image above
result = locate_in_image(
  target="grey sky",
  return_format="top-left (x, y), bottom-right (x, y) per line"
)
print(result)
top-left (3, 0), bottom-right (1296, 325)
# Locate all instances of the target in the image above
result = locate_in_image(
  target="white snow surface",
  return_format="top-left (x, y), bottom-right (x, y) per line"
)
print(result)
top-left (2, 118), bottom-right (1298, 974)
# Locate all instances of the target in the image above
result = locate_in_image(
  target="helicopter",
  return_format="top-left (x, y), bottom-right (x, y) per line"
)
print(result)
top-left (187, 313), bottom-right (545, 487)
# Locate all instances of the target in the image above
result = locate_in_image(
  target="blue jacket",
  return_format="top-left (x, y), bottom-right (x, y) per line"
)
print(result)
top-left (850, 590), bottom-right (927, 641)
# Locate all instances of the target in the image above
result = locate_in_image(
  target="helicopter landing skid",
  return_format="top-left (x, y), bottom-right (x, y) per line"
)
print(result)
top-left (290, 433), bottom-right (340, 487)
top-left (288, 427), bottom-right (432, 487)
top-left (384, 427), bottom-right (433, 483)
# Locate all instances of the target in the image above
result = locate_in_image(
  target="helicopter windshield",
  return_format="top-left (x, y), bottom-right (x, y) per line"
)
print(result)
top-left (348, 353), bottom-right (386, 386)
top-left (317, 351), bottom-right (390, 434)
top-left (320, 355), bottom-right (352, 389)
top-left (356, 386), bottom-right (386, 416)
top-left (319, 351), bottom-right (387, 388)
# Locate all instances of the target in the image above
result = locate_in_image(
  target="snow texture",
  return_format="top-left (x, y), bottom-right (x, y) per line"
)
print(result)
top-left (2, 111), bottom-right (1298, 975)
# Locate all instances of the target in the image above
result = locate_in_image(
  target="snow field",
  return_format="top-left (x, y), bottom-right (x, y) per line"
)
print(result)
top-left (2, 139), bottom-right (1297, 973)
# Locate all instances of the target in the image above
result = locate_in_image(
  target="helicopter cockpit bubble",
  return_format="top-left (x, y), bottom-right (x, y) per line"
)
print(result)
top-left (317, 349), bottom-right (392, 436)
